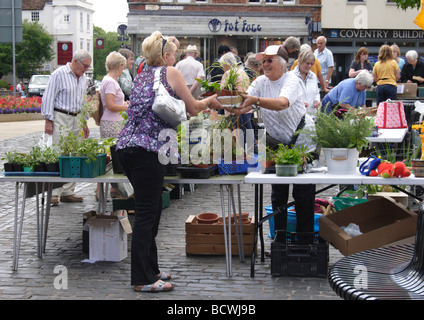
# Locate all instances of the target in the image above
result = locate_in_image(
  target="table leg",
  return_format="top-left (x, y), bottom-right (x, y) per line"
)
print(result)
top-left (43, 182), bottom-right (53, 253)
top-left (13, 182), bottom-right (27, 271)
top-left (220, 184), bottom-right (231, 277)
top-left (251, 184), bottom-right (259, 277)
top-left (235, 184), bottom-right (245, 262)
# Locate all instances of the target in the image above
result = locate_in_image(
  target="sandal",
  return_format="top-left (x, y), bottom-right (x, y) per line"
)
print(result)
top-left (133, 280), bottom-right (174, 293)
top-left (158, 272), bottom-right (172, 280)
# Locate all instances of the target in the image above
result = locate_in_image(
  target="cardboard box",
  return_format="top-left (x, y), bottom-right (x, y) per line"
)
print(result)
top-left (185, 215), bottom-right (256, 256)
top-left (88, 210), bottom-right (132, 262)
top-left (319, 197), bottom-right (417, 256)
top-left (397, 83), bottom-right (418, 97)
top-left (367, 192), bottom-right (408, 207)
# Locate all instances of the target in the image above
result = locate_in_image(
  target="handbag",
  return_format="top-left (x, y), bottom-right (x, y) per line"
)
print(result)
top-left (374, 100), bottom-right (407, 129)
top-left (91, 91), bottom-right (103, 126)
top-left (152, 67), bottom-right (187, 127)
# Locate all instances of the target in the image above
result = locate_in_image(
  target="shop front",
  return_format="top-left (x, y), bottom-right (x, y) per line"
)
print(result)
top-left (323, 28), bottom-right (424, 85)
top-left (127, 10), bottom-right (312, 67)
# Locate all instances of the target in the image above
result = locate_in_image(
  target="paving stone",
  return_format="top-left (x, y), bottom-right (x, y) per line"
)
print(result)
top-left (0, 127), bottom-right (345, 302)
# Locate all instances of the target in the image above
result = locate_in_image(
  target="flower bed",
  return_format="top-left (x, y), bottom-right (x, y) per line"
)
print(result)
top-left (0, 96), bottom-right (42, 114)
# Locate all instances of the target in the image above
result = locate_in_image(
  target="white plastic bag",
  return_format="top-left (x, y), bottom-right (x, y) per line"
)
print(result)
top-left (37, 133), bottom-right (53, 149)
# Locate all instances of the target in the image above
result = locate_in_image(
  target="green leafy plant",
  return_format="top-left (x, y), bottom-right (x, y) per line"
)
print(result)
top-left (195, 78), bottom-right (220, 93)
top-left (274, 144), bottom-right (307, 166)
top-left (58, 131), bottom-right (105, 163)
top-left (301, 109), bottom-right (374, 152)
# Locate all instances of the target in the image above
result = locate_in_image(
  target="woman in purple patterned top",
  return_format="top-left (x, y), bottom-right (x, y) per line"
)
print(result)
top-left (116, 31), bottom-right (220, 293)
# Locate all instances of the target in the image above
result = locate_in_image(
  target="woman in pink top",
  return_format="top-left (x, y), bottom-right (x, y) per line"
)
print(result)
top-left (99, 51), bottom-right (131, 199)
top-left (100, 51), bottom-right (129, 138)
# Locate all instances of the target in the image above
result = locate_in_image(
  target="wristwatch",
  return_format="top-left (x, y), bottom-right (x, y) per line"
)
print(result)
top-left (252, 96), bottom-right (260, 112)
top-left (255, 96), bottom-right (261, 106)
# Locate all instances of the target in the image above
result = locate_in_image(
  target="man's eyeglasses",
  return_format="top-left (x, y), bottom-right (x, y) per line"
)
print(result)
top-left (78, 60), bottom-right (91, 69)
top-left (262, 58), bottom-right (277, 64)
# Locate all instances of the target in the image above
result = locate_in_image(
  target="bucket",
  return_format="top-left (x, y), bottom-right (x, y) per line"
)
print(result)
top-left (323, 148), bottom-right (359, 175)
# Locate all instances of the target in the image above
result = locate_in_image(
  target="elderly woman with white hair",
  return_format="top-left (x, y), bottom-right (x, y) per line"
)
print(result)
top-left (401, 49), bottom-right (424, 85)
top-left (219, 52), bottom-right (252, 133)
top-left (321, 70), bottom-right (374, 113)
top-left (98, 51), bottom-right (131, 199)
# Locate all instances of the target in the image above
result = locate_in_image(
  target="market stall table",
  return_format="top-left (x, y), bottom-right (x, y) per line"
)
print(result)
top-left (0, 170), bottom-right (247, 276)
top-left (366, 128), bottom-right (408, 143)
top-left (245, 170), bottom-right (424, 299)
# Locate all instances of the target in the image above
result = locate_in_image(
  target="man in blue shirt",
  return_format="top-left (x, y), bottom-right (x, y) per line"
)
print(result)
top-left (321, 70), bottom-right (374, 113)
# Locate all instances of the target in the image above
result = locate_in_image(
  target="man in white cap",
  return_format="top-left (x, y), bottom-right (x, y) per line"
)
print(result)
top-left (236, 44), bottom-right (317, 244)
top-left (175, 44), bottom-right (205, 99)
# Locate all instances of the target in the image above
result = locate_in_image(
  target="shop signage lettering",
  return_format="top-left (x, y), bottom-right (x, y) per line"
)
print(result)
top-left (329, 29), bottom-right (424, 39)
top-left (208, 18), bottom-right (261, 33)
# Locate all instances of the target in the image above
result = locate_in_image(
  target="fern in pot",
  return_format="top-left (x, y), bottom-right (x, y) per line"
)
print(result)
top-left (301, 109), bottom-right (373, 175)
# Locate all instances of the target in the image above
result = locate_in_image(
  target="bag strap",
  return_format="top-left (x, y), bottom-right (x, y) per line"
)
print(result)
top-left (153, 66), bottom-right (164, 92)
top-left (288, 115), bottom-right (306, 146)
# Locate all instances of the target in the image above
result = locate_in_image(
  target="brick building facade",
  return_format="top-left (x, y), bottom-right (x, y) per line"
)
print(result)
top-left (127, 0), bottom-right (321, 65)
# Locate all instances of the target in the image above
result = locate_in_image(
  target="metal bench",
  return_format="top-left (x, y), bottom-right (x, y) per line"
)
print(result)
top-left (328, 202), bottom-right (424, 300)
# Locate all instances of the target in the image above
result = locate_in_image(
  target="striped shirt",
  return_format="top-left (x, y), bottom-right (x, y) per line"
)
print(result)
top-left (41, 63), bottom-right (88, 121)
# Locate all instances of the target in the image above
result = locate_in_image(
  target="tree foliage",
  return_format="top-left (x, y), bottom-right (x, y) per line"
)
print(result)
top-left (393, 0), bottom-right (421, 10)
top-left (0, 20), bottom-right (54, 79)
top-left (93, 26), bottom-right (131, 80)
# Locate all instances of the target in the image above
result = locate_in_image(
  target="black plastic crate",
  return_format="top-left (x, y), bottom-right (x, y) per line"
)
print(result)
top-left (271, 230), bottom-right (329, 278)
top-left (165, 164), bottom-right (179, 176)
top-left (177, 165), bottom-right (218, 179)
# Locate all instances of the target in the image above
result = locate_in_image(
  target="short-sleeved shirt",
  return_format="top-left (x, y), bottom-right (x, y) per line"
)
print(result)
top-left (314, 47), bottom-right (334, 80)
top-left (116, 66), bottom-right (179, 159)
top-left (175, 56), bottom-right (205, 86)
top-left (323, 78), bottom-right (366, 108)
top-left (247, 73), bottom-right (310, 146)
top-left (100, 75), bottom-right (125, 122)
top-left (373, 59), bottom-right (399, 86)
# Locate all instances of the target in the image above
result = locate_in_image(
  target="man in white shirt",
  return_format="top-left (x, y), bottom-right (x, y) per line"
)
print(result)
top-left (236, 45), bottom-right (316, 243)
top-left (314, 36), bottom-right (334, 90)
top-left (41, 49), bottom-right (92, 204)
top-left (175, 45), bottom-right (205, 99)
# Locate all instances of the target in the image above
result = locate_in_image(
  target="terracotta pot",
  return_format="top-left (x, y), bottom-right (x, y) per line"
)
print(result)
top-left (196, 212), bottom-right (219, 224)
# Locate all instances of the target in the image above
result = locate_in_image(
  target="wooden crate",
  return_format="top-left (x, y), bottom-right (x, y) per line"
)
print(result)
top-left (185, 215), bottom-right (256, 256)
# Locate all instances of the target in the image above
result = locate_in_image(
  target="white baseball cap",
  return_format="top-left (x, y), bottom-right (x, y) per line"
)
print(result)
top-left (255, 45), bottom-right (288, 61)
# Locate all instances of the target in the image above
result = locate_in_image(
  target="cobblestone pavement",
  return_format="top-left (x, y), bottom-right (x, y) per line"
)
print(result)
top-left (0, 126), bottom-right (345, 303)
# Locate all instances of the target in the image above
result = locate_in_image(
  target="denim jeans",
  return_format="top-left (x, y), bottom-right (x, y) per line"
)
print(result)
top-left (116, 147), bottom-right (165, 285)
top-left (376, 84), bottom-right (397, 105)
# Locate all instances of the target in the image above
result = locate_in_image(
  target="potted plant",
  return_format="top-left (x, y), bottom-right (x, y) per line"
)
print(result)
top-left (274, 144), bottom-right (308, 176)
top-left (58, 131), bottom-right (107, 178)
top-left (2, 151), bottom-right (18, 172)
top-left (42, 146), bottom-right (60, 172)
top-left (301, 109), bottom-right (373, 175)
top-left (195, 78), bottom-right (220, 98)
top-left (217, 65), bottom-right (247, 107)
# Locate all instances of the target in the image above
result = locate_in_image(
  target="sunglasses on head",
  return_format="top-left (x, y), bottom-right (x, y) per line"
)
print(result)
top-left (161, 36), bottom-right (167, 56)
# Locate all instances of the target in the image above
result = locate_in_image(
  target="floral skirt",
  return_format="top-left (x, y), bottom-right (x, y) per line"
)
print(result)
top-left (100, 119), bottom-right (133, 197)
top-left (100, 119), bottom-right (125, 139)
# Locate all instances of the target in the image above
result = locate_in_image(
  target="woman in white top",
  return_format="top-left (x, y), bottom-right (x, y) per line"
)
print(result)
top-left (292, 50), bottom-right (321, 119)
top-left (99, 51), bottom-right (132, 199)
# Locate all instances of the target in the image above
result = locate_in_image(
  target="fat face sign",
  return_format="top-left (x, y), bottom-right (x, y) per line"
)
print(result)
top-left (208, 18), bottom-right (262, 33)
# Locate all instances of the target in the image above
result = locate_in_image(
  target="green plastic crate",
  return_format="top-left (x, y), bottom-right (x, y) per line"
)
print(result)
top-left (59, 153), bottom-right (106, 178)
